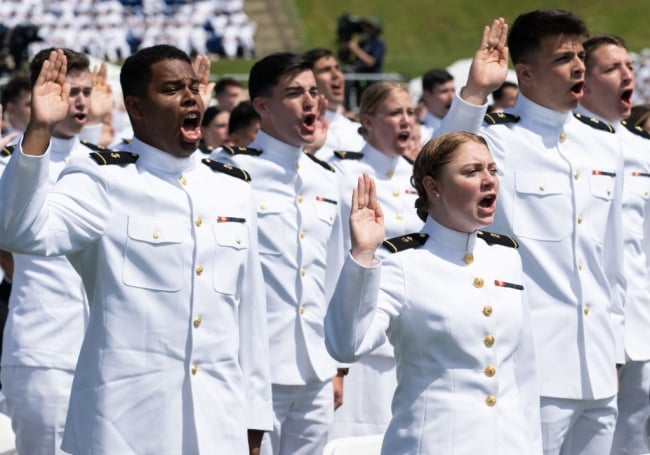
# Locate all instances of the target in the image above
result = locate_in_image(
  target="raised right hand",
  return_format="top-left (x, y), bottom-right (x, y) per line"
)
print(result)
top-left (30, 49), bottom-right (70, 129)
top-left (349, 173), bottom-right (384, 266)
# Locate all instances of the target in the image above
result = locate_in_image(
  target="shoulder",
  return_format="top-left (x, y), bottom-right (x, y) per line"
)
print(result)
top-left (621, 120), bottom-right (650, 140)
top-left (572, 113), bottom-right (615, 134)
top-left (382, 233), bottom-right (429, 254)
top-left (88, 150), bottom-right (139, 166)
top-left (305, 152), bottom-right (336, 172)
top-left (477, 230), bottom-right (519, 248)
top-left (201, 157), bottom-right (251, 182)
top-left (198, 141), bottom-right (216, 154)
top-left (483, 112), bottom-right (520, 126)
top-left (1, 144), bottom-right (15, 157)
top-left (220, 144), bottom-right (263, 156)
top-left (333, 150), bottom-right (364, 160)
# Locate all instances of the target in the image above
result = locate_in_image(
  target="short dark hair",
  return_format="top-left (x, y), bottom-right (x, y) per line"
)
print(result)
top-left (248, 52), bottom-right (312, 101)
top-left (583, 34), bottom-right (627, 72)
top-left (304, 48), bottom-right (335, 69)
top-left (508, 9), bottom-right (589, 65)
top-left (492, 81), bottom-right (518, 102)
top-left (201, 105), bottom-right (229, 127)
top-left (422, 68), bottom-right (453, 93)
top-left (628, 104), bottom-right (650, 130)
top-left (29, 48), bottom-right (90, 87)
top-left (1, 75), bottom-right (30, 109)
top-left (228, 101), bottom-right (260, 135)
top-left (120, 45), bottom-right (191, 99)
top-left (214, 77), bottom-right (244, 96)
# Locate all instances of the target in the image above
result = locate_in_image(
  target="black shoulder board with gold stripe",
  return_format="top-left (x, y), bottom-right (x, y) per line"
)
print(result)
top-left (305, 152), bottom-right (335, 172)
top-left (334, 150), bottom-right (364, 160)
top-left (573, 113), bottom-right (615, 133)
top-left (621, 120), bottom-right (650, 140)
top-left (382, 233), bottom-right (429, 253)
top-left (221, 144), bottom-right (262, 156)
top-left (1, 145), bottom-right (15, 157)
top-left (198, 141), bottom-right (216, 154)
top-left (80, 140), bottom-right (109, 152)
top-left (484, 112), bottom-right (520, 125)
top-left (202, 158), bottom-right (251, 182)
top-left (89, 151), bottom-right (139, 165)
top-left (477, 230), bottom-right (519, 248)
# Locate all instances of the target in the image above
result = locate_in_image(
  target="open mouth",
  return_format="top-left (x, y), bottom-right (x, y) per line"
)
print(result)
top-left (570, 82), bottom-right (585, 96)
top-left (621, 89), bottom-right (633, 104)
top-left (74, 113), bottom-right (87, 122)
top-left (479, 194), bottom-right (496, 208)
top-left (397, 131), bottom-right (410, 141)
top-left (304, 113), bottom-right (316, 127)
top-left (181, 111), bottom-right (202, 143)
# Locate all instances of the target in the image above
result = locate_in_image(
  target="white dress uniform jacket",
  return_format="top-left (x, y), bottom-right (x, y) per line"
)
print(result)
top-left (325, 218), bottom-right (543, 454)
top-left (323, 109), bottom-right (365, 152)
top-left (0, 138), bottom-right (272, 454)
top-left (213, 130), bottom-right (345, 385)
top-left (439, 93), bottom-right (626, 400)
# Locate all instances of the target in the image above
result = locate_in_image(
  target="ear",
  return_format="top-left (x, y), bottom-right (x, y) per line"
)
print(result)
top-left (124, 96), bottom-right (143, 121)
top-left (252, 97), bottom-right (269, 117)
top-left (360, 113), bottom-right (372, 132)
top-left (422, 175), bottom-right (439, 198)
top-left (514, 63), bottom-right (533, 87)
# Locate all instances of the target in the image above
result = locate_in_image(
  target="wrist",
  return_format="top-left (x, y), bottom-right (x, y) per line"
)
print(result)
top-left (336, 368), bottom-right (349, 377)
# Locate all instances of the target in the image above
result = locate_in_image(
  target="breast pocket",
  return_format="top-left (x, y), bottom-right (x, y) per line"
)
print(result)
top-left (212, 220), bottom-right (249, 295)
top-left (313, 196), bottom-right (338, 226)
top-left (513, 171), bottom-right (572, 241)
top-left (626, 174), bottom-right (650, 201)
top-left (256, 193), bottom-right (289, 256)
top-left (123, 216), bottom-right (189, 291)
top-left (588, 172), bottom-right (617, 243)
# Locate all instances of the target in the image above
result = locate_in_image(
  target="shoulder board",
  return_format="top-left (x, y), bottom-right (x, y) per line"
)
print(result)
top-left (484, 112), bottom-right (520, 125)
top-left (382, 233), bottom-right (429, 253)
top-left (1, 144), bottom-right (15, 157)
top-left (334, 150), bottom-right (364, 160)
top-left (477, 230), bottom-right (519, 248)
top-left (201, 158), bottom-right (251, 182)
top-left (198, 141), bottom-right (216, 154)
top-left (621, 120), bottom-right (650, 140)
top-left (89, 151), bottom-right (139, 165)
top-left (402, 155), bottom-right (414, 165)
top-left (80, 140), bottom-right (110, 152)
top-left (305, 152), bottom-right (335, 172)
top-left (573, 113), bottom-right (615, 133)
top-left (221, 144), bottom-right (262, 156)
top-left (121, 138), bottom-right (133, 145)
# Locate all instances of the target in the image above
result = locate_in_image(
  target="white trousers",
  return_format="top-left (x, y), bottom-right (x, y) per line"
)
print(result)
top-left (611, 360), bottom-right (650, 455)
top-left (329, 353), bottom-right (396, 440)
top-left (541, 395), bottom-right (617, 455)
top-left (1, 366), bottom-right (74, 455)
top-left (261, 379), bottom-right (333, 455)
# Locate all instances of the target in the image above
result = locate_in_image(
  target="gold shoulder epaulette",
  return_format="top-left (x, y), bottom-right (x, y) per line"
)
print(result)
top-left (1, 144), bottom-right (15, 157)
top-left (334, 150), bottom-right (364, 160)
top-left (198, 142), bottom-right (216, 154)
top-left (202, 158), bottom-right (251, 182)
top-left (477, 230), bottom-right (519, 248)
top-left (621, 120), bottom-right (650, 140)
top-left (305, 152), bottom-right (335, 172)
top-left (573, 113), bottom-right (615, 133)
top-left (484, 112), bottom-right (520, 125)
top-left (89, 151), bottom-right (138, 165)
top-left (382, 233), bottom-right (429, 253)
top-left (221, 144), bottom-right (262, 156)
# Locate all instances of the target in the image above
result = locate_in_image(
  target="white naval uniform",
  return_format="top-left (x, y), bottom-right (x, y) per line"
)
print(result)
top-left (213, 130), bottom-right (345, 455)
top-left (439, 93), bottom-right (626, 454)
top-left (0, 136), bottom-right (89, 455)
top-left (327, 143), bottom-right (423, 439)
top-left (0, 137), bottom-right (273, 454)
top-left (315, 109), bottom-right (366, 161)
top-left (422, 111), bottom-right (443, 130)
top-left (325, 217), bottom-right (543, 454)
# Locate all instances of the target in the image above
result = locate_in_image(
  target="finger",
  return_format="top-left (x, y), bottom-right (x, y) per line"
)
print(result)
top-left (99, 61), bottom-right (107, 82)
top-left (351, 187), bottom-right (360, 214)
top-left (54, 49), bottom-right (68, 87)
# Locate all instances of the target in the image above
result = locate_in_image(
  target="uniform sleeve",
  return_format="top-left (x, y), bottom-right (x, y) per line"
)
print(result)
top-left (435, 92), bottom-right (489, 137)
top-left (0, 140), bottom-right (110, 256)
top-left (238, 189), bottom-right (273, 431)
top-left (325, 253), bottom-right (401, 362)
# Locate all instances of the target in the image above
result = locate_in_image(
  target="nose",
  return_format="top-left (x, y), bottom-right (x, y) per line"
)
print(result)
top-left (573, 57), bottom-right (586, 77)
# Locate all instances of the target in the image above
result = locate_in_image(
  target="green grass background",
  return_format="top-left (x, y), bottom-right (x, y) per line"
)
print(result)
top-left (214, 1), bottom-right (650, 80)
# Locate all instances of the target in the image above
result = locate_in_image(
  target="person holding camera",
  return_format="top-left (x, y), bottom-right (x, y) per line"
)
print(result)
top-left (346, 17), bottom-right (385, 75)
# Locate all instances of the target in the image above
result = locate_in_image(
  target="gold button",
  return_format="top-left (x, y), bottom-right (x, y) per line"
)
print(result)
top-left (236, 237), bottom-right (241, 244)
top-left (577, 261), bottom-right (583, 271)
top-left (65, 155), bottom-right (72, 163)
top-left (152, 231), bottom-right (160, 239)
top-left (484, 335), bottom-right (495, 347)
top-left (483, 306), bottom-right (493, 317)
top-left (484, 365), bottom-right (496, 377)
top-left (485, 395), bottom-right (497, 407)
top-left (392, 190), bottom-right (399, 197)
top-left (539, 184), bottom-right (545, 191)
top-left (607, 189), bottom-right (612, 196)
top-left (193, 316), bottom-right (202, 328)
top-left (299, 306), bottom-right (305, 315)
top-left (191, 364), bottom-right (198, 375)
top-left (574, 171), bottom-right (581, 180)
top-left (463, 253), bottom-right (474, 264)
top-left (645, 192), bottom-right (649, 197)
top-left (386, 170), bottom-right (394, 178)
top-left (297, 195), bottom-right (303, 203)
top-left (295, 162), bottom-right (300, 170)
top-left (583, 305), bottom-right (590, 315)
top-left (396, 214), bottom-right (404, 221)
top-left (300, 230), bottom-right (305, 239)
top-left (473, 277), bottom-right (484, 288)
top-left (300, 268), bottom-right (306, 277)
top-left (559, 132), bottom-right (567, 143)
top-left (196, 265), bottom-right (204, 275)
top-left (195, 217), bottom-right (202, 227)
top-left (260, 203), bottom-right (267, 210)
top-left (180, 176), bottom-right (187, 185)
top-left (577, 215), bottom-right (583, 224)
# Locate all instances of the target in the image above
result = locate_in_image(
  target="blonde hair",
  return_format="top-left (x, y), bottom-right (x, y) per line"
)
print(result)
top-left (411, 132), bottom-right (488, 222)
top-left (357, 81), bottom-right (410, 139)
